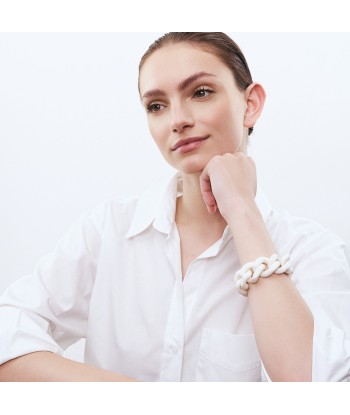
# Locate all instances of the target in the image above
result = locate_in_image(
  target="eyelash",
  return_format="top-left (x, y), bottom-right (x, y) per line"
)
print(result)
top-left (146, 86), bottom-right (215, 113)
top-left (193, 86), bottom-right (214, 99)
top-left (146, 103), bottom-right (164, 113)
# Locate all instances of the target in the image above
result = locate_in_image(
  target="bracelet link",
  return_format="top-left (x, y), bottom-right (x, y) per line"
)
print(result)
top-left (234, 253), bottom-right (293, 296)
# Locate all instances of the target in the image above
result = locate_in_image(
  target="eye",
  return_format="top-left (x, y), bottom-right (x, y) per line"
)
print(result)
top-left (193, 86), bottom-right (214, 99)
top-left (146, 102), bottom-right (165, 113)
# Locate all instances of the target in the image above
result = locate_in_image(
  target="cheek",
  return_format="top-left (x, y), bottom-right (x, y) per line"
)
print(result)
top-left (207, 101), bottom-right (244, 136)
top-left (200, 102), bottom-right (233, 135)
top-left (206, 105), bottom-right (225, 128)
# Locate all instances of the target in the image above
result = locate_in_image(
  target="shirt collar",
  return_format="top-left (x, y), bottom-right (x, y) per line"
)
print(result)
top-left (126, 172), bottom-right (273, 238)
top-left (125, 172), bottom-right (180, 238)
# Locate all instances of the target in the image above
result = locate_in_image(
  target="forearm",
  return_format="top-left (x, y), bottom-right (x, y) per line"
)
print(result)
top-left (0, 351), bottom-right (137, 382)
top-left (228, 201), bottom-right (314, 381)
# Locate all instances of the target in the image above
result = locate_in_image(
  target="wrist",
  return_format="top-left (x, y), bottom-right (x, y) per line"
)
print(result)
top-left (225, 198), bottom-right (261, 229)
top-left (226, 200), bottom-right (276, 266)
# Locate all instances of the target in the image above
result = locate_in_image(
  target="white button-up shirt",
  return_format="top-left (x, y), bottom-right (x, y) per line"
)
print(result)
top-left (1, 172), bottom-right (350, 381)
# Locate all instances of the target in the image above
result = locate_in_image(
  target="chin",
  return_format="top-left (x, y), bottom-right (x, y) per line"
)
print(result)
top-left (175, 155), bottom-right (210, 175)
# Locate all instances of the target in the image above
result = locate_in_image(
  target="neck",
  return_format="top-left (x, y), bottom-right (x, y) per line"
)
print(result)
top-left (175, 172), bottom-right (227, 231)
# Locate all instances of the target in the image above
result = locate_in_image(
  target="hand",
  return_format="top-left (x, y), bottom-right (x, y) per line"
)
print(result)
top-left (199, 152), bottom-right (257, 221)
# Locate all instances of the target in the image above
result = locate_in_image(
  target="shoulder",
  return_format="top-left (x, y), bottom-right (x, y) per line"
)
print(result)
top-left (267, 209), bottom-right (350, 290)
top-left (268, 209), bottom-right (346, 257)
top-left (81, 196), bottom-right (140, 234)
top-left (73, 173), bottom-right (177, 239)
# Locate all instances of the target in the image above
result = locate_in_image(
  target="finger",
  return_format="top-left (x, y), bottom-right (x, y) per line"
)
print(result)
top-left (199, 169), bottom-right (217, 214)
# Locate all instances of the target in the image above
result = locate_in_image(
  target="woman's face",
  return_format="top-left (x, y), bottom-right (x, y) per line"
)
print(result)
top-left (139, 44), bottom-right (249, 174)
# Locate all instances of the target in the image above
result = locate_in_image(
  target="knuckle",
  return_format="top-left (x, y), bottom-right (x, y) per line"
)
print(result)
top-left (211, 155), bottom-right (222, 164)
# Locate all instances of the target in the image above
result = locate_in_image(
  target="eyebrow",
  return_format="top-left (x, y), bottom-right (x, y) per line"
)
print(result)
top-left (141, 71), bottom-right (216, 100)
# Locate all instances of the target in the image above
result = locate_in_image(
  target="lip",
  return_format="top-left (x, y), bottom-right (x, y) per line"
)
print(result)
top-left (171, 136), bottom-right (209, 151)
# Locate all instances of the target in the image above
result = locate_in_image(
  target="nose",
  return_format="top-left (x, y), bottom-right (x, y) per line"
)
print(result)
top-left (170, 104), bottom-right (194, 133)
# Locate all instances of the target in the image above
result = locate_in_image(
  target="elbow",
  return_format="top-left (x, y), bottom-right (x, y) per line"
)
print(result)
top-left (268, 360), bottom-right (313, 382)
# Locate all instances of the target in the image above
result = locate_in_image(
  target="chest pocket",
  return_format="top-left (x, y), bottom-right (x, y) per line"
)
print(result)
top-left (196, 328), bottom-right (262, 381)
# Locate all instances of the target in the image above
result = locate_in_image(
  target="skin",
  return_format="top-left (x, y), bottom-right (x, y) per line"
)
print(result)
top-left (0, 351), bottom-right (136, 382)
top-left (139, 43), bottom-right (314, 381)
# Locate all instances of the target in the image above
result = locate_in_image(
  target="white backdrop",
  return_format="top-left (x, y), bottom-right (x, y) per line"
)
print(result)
top-left (1, 33), bottom-right (349, 297)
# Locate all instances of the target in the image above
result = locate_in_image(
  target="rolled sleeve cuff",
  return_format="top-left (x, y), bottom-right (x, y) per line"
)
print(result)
top-left (312, 317), bottom-right (350, 381)
top-left (0, 306), bottom-right (64, 366)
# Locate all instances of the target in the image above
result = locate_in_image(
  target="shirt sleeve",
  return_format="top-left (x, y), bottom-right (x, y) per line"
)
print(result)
top-left (0, 207), bottom-right (103, 366)
top-left (291, 228), bottom-right (350, 381)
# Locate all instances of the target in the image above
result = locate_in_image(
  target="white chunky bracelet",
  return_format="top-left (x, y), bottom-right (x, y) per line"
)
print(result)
top-left (234, 253), bottom-right (293, 297)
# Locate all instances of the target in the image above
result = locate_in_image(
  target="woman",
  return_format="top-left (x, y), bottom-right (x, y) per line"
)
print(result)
top-left (0, 32), bottom-right (349, 382)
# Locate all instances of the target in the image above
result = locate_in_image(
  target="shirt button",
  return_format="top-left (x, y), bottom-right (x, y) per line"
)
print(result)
top-left (169, 345), bottom-right (178, 354)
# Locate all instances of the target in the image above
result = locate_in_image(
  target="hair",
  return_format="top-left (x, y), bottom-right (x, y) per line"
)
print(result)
top-left (139, 32), bottom-right (254, 136)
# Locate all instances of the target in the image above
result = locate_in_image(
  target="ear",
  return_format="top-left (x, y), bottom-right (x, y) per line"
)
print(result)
top-left (243, 83), bottom-right (266, 129)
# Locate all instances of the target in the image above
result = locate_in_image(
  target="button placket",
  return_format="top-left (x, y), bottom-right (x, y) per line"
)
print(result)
top-left (183, 260), bottom-right (206, 328)
top-left (158, 225), bottom-right (185, 381)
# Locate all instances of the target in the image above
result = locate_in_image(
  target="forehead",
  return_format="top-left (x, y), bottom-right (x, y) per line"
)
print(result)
top-left (139, 43), bottom-right (233, 93)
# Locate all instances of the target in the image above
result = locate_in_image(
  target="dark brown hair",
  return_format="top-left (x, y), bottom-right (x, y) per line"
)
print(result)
top-left (139, 32), bottom-right (254, 135)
